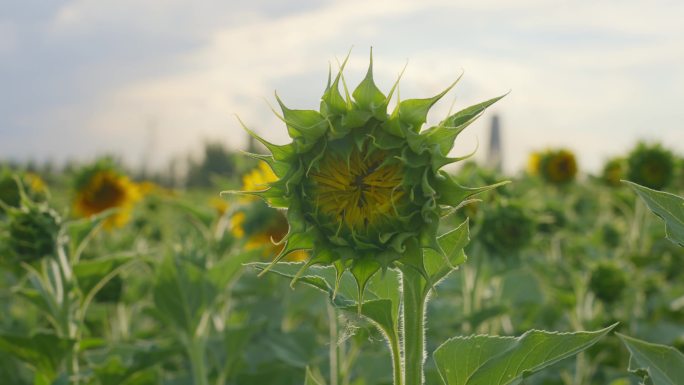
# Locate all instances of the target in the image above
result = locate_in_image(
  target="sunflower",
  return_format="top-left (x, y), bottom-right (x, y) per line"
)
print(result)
top-left (230, 52), bottom-right (505, 296)
top-left (530, 149), bottom-right (577, 184)
top-left (479, 201), bottom-right (535, 257)
top-left (589, 261), bottom-right (627, 304)
top-left (73, 162), bottom-right (140, 228)
top-left (229, 162), bottom-right (307, 261)
top-left (626, 142), bottom-right (675, 190)
top-left (601, 157), bottom-right (625, 187)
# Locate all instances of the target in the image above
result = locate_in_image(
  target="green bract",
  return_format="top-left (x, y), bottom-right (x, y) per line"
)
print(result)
top-left (233, 52), bottom-right (506, 301)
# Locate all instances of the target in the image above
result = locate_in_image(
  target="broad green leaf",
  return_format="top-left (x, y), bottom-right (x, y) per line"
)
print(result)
top-left (251, 262), bottom-right (401, 362)
top-left (304, 366), bottom-right (326, 385)
top-left (617, 333), bottom-right (684, 385)
top-left (73, 255), bottom-right (135, 299)
top-left (152, 255), bottom-right (216, 334)
top-left (93, 344), bottom-right (176, 385)
top-left (64, 211), bottom-right (115, 260)
top-left (0, 333), bottom-right (73, 382)
top-left (433, 324), bottom-right (616, 385)
top-left (624, 181), bottom-right (684, 247)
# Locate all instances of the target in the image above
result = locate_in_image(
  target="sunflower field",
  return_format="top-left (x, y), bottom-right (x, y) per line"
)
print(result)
top-left (1, 55), bottom-right (684, 385)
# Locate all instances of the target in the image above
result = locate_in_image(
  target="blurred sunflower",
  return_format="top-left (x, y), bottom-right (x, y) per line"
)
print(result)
top-left (601, 157), bottom-right (625, 187)
top-left (529, 149), bottom-right (577, 184)
top-left (527, 151), bottom-right (542, 176)
top-left (479, 201), bottom-right (535, 257)
top-left (229, 161), bottom-right (307, 261)
top-left (73, 161), bottom-right (140, 228)
top-left (589, 262), bottom-right (627, 304)
top-left (626, 142), bottom-right (675, 190)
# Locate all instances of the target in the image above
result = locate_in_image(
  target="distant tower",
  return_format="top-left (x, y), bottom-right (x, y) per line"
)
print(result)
top-left (486, 115), bottom-right (502, 172)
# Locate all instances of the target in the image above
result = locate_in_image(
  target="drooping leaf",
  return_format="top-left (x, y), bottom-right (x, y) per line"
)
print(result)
top-left (433, 324), bottom-right (616, 385)
top-left (251, 262), bottom-right (401, 360)
top-left (624, 181), bottom-right (684, 247)
top-left (617, 333), bottom-right (684, 385)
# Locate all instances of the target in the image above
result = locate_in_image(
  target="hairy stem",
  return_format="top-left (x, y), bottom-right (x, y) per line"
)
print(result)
top-left (401, 267), bottom-right (426, 385)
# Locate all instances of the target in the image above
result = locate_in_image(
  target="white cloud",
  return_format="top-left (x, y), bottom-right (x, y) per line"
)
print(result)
top-left (4, 0), bottom-right (683, 173)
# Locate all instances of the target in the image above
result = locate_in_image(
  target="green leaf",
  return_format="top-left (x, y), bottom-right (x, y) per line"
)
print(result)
top-left (73, 255), bottom-right (135, 300)
top-left (64, 211), bottom-right (114, 260)
top-left (152, 255), bottom-right (216, 335)
top-left (433, 324), bottom-right (616, 385)
top-left (624, 181), bottom-right (684, 247)
top-left (617, 333), bottom-right (684, 385)
top-left (0, 333), bottom-right (73, 382)
top-left (251, 262), bottom-right (401, 361)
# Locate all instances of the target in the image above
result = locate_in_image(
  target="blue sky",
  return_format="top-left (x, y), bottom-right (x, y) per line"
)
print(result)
top-left (1, 0), bottom-right (682, 174)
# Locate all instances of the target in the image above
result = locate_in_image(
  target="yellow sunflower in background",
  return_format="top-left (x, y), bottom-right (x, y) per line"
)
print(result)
top-left (527, 151), bottom-right (542, 176)
top-left (228, 161), bottom-right (306, 261)
top-left (73, 161), bottom-right (141, 228)
top-left (529, 149), bottom-right (577, 184)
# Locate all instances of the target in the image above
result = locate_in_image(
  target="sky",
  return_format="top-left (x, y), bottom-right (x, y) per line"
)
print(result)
top-left (1, 0), bottom-right (683, 174)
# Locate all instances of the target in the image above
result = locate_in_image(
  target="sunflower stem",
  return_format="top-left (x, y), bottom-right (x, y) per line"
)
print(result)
top-left (188, 338), bottom-right (209, 385)
top-left (401, 267), bottom-right (426, 385)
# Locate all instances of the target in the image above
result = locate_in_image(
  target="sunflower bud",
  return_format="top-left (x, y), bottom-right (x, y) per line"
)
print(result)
top-left (231, 52), bottom-right (506, 299)
top-left (589, 262), bottom-right (627, 304)
top-left (1, 198), bottom-right (61, 264)
top-left (479, 201), bottom-right (535, 257)
top-left (626, 142), bottom-right (675, 190)
top-left (601, 157), bottom-right (626, 187)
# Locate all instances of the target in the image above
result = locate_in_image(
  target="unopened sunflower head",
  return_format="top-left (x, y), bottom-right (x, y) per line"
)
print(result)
top-left (626, 142), bottom-right (675, 190)
top-left (0, 169), bottom-right (49, 215)
top-left (230, 52), bottom-right (506, 299)
top-left (73, 160), bottom-right (141, 228)
top-left (1, 188), bottom-right (61, 265)
top-left (601, 157), bottom-right (626, 187)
